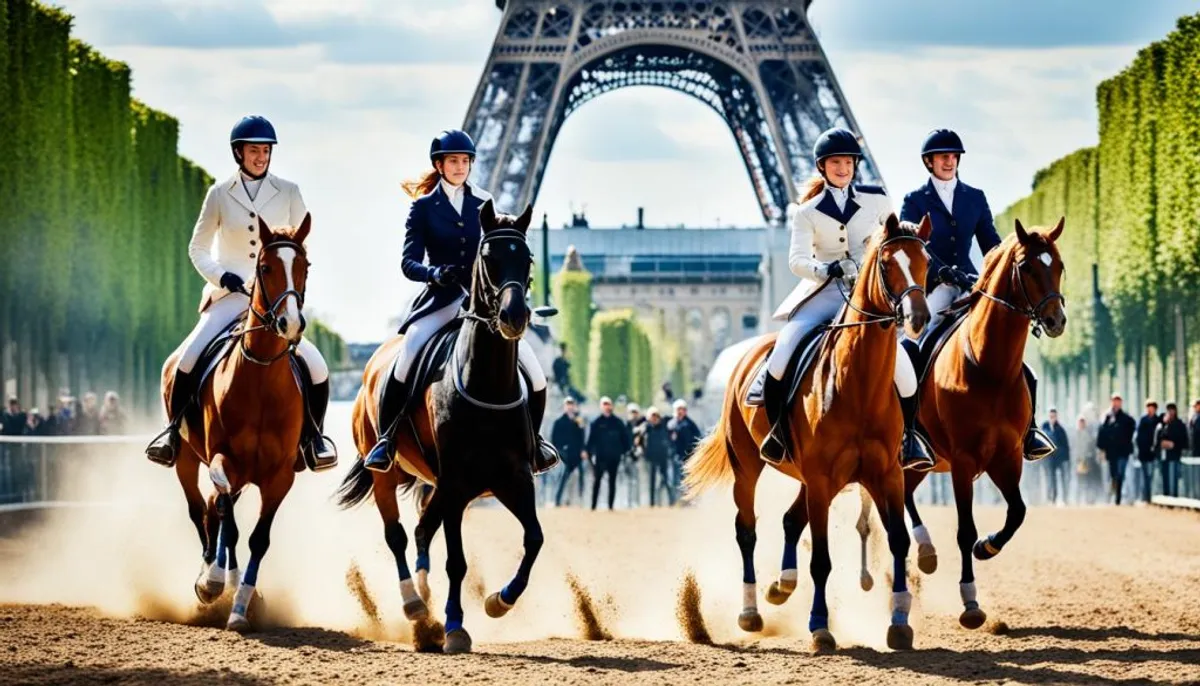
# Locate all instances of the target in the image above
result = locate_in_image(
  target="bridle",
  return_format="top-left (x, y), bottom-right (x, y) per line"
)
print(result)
top-left (973, 249), bottom-right (1065, 339)
top-left (830, 234), bottom-right (928, 330)
top-left (460, 228), bottom-right (532, 336)
top-left (238, 240), bottom-right (308, 365)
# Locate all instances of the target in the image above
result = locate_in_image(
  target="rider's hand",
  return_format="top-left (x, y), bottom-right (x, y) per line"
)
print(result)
top-left (824, 260), bottom-right (845, 280)
top-left (449, 265), bottom-right (471, 284)
top-left (431, 266), bottom-right (459, 287)
top-left (219, 272), bottom-right (246, 294)
top-left (838, 258), bottom-right (859, 281)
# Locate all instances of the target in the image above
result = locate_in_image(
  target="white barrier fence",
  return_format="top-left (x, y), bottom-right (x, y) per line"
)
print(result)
top-left (0, 434), bottom-right (153, 512)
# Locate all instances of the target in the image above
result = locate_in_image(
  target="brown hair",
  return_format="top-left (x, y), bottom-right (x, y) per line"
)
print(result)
top-left (402, 168), bottom-right (441, 200)
top-left (799, 173), bottom-right (826, 203)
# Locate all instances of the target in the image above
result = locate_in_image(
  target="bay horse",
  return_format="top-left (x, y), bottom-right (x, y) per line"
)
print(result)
top-left (685, 215), bottom-right (932, 653)
top-left (886, 218), bottom-right (1066, 630)
top-left (337, 200), bottom-right (544, 655)
top-left (165, 215), bottom-right (314, 631)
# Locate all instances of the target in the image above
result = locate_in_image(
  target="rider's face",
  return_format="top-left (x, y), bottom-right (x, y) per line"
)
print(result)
top-left (822, 155), bottom-right (855, 188)
top-left (241, 143), bottom-right (271, 176)
top-left (437, 153), bottom-right (472, 186)
top-left (928, 153), bottom-right (958, 182)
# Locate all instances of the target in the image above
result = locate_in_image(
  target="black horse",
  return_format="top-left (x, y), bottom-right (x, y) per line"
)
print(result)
top-left (338, 200), bottom-right (550, 654)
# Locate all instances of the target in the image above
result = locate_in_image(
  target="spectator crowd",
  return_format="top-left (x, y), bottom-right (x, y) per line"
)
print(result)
top-left (0, 390), bottom-right (127, 438)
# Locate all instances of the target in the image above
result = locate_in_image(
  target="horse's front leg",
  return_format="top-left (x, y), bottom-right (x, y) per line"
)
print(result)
top-left (375, 471), bottom-right (427, 621)
top-left (976, 448), bottom-right (1027, 560)
top-left (227, 470), bottom-right (294, 632)
top-left (904, 469), bottom-right (938, 574)
top-left (766, 484), bottom-right (808, 606)
top-left (441, 497), bottom-right (472, 654)
top-left (413, 486), bottom-right (447, 605)
top-left (865, 452), bottom-right (915, 651)
top-left (806, 477), bottom-right (836, 653)
top-left (485, 471), bottom-right (543, 618)
top-left (855, 484), bottom-right (875, 592)
top-left (950, 460), bottom-right (986, 629)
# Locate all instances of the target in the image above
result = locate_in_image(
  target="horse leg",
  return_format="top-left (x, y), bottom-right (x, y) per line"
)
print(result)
top-left (766, 485), bottom-right (808, 605)
top-left (441, 498), bottom-right (472, 654)
top-left (950, 464), bottom-right (985, 629)
top-left (374, 472), bottom-right (427, 621)
top-left (182, 458), bottom-right (222, 605)
top-left (806, 479), bottom-right (836, 653)
top-left (976, 452), bottom-right (1027, 560)
top-left (855, 485), bottom-right (875, 592)
top-left (904, 469), bottom-right (937, 574)
top-left (733, 454), bottom-right (763, 632)
top-left (227, 471), bottom-right (294, 632)
top-left (865, 464), bottom-right (915, 651)
top-left (484, 476), bottom-right (543, 618)
top-left (413, 487), bottom-right (446, 605)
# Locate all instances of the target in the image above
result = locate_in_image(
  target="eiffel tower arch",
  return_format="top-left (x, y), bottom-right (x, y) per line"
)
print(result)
top-left (464, 0), bottom-right (881, 224)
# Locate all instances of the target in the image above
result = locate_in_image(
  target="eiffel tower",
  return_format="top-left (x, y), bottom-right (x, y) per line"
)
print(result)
top-left (464, 0), bottom-right (881, 224)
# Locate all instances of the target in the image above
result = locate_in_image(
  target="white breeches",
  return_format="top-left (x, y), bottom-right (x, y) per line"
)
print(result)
top-left (173, 293), bottom-right (328, 383)
top-left (926, 283), bottom-right (963, 333)
top-left (393, 297), bottom-right (547, 392)
top-left (768, 284), bottom-right (917, 398)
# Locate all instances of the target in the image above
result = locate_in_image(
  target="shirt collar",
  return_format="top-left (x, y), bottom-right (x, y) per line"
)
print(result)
top-left (440, 178), bottom-right (465, 198)
top-left (930, 175), bottom-right (957, 195)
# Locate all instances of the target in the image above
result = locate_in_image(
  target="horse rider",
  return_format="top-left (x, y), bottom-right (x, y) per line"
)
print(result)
top-left (145, 115), bottom-right (336, 470)
top-left (761, 127), bottom-right (933, 471)
top-left (899, 128), bottom-right (1054, 461)
top-left (362, 129), bottom-right (559, 475)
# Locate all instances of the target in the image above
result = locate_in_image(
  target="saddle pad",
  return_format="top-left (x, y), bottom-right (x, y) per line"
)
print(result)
top-left (745, 326), bottom-right (829, 407)
top-left (915, 311), bottom-right (969, 385)
top-left (398, 318), bottom-right (463, 416)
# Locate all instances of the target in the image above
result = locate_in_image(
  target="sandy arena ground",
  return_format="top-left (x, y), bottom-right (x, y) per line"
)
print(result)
top-left (1, 408), bottom-right (1199, 684)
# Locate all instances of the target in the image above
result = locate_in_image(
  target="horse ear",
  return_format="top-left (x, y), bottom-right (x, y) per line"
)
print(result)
top-left (917, 213), bottom-right (933, 241)
top-left (1048, 216), bottom-right (1065, 242)
top-left (1014, 218), bottom-right (1030, 244)
top-left (515, 203), bottom-right (534, 233)
top-left (884, 213), bottom-right (900, 239)
top-left (257, 216), bottom-right (273, 248)
top-left (479, 199), bottom-right (497, 233)
top-left (294, 213), bottom-right (312, 244)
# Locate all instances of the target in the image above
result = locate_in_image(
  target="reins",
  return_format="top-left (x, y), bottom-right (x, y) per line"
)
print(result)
top-left (235, 239), bottom-right (308, 366)
top-left (827, 234), bottom-right (927, 331)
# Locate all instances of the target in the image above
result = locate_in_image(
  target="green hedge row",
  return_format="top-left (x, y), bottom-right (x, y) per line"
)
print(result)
top-left (998, 13), bottom-right (1200, 400)
top-left (551, 269), bottom-right (593, 383)
top-left (585, 309), bottom-right (674, 408)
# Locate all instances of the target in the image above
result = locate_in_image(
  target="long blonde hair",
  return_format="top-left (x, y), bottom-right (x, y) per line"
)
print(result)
top-left (402, 168), bottom-right (441, 200)
top-left (799, 173), bottom-right (826, 203)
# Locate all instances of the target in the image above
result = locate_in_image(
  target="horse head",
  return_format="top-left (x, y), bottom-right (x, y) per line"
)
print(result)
top-left (473, 200), bottom-right (534, 341)
top-left (252, 213), bottom-right (311, 346)
top-left (858, 214), bottom-right (932, 339)
top-left (1011, 217), bottom-right (1067, 338)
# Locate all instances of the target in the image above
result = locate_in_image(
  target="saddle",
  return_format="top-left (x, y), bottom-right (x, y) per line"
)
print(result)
top-left (745, 325), bottom-right (830, 408)
top-left (909, 307), bottom-right (969, 386)
top-left (385, 318), bottom-right (464, 416)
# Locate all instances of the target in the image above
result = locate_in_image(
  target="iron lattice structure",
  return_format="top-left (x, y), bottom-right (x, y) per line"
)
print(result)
top-left (465, 0), bottom-right (880, 224)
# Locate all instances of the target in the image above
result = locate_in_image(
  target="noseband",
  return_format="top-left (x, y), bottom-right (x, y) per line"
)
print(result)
top-left (831, 234), bottom-right (927, 330)
top-left (974, 254), bottom-right (1065, 338)
top-left (239, 240), bottom-right (308, 365)
top-left (461, 228), bottom-right (532, 334)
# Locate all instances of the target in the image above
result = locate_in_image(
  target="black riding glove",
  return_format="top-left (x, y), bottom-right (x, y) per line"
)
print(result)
top-left (824, 260), bottom-right (845, 280)
top-left (431, 266), bottom-right (459, 288)
top-left (219, 272), bottom-right (246, 294)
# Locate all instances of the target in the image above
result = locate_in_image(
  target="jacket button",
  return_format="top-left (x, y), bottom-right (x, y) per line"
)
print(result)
top-left (457, 221), bottom-right (464, 228)
top-left (249, 212), bottom-right (256, 218)
top-left (250, 252), bottom-right (256, 258)
top-left (248, 225), bottom-right (254, 231)
top-left (250, 240), bottom-right (257, 246)
top-left (460, 250), bottom-right (466, 256)
top-left (839, 225), bottom-right (845, 231)
top-left (460, 237), bottom-right (466, 243)
top-left (950, 220), bottom-right (957, 227)
top-left (839, 237), bottom-right (846, 242)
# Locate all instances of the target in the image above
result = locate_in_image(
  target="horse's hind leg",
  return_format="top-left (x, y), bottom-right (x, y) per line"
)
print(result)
top-left (855, 485), bottom-right (876, 592)
top-left (732, 440), bottom-right (765, 633)
top-left (863, 461), bottom-right (915, 651)
top-left (227, 470), bottom-right (294, 632)
top-left (766, 485), bottom-right (808, 606)
top-left (950, 463), bottom-right (986, 629)
top-left (441, 498), bottom-right (472, 654)
top-left (375, 470), bottom-right (427, 620)
top-left (904, 470), bottom-right (938, 574)
top-left (414, 487), bottom-right (447, 605)
top-left (484, 475), bottom-right (543, 619)
top-left (976, 452), bottom-right (1027, 560)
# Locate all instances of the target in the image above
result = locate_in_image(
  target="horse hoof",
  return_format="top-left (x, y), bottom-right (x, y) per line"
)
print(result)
top-left (887, 624), bottom-right (914, 650)
top-left (484, 592), bottom-right (512, 618)
top-left (737, 610), bottom-right (764, 633)
top-left (917, 546), bottom-right (938, 575)
top-left (194, 577), bottom-right (223, 605)
top-left (444, 628), bottom-right (472, 654)
top-left (226, 613), bottom-right (251, 633)
top-left (765, 582), bottom-right (793, 606)
top-left (860, 572), bottom-right (875, 592)
top-left (959, 607), bottom-right (987, 630)
top-left (973, 539), bottom-right (999, 561)
top-left (403, 598), bottom-right (429, 622)
top-left (811, 628), bottom-right (837, 654)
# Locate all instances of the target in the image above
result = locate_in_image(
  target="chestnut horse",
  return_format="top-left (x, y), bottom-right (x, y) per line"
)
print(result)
top-left (887, 218), bottom-right (1066, 630)
top-left (165, 215), bottom-right (314, 631)
top-left (686, 215), bottom-right (932, 652)
top-left (337, 201), bottom-right (542, 655)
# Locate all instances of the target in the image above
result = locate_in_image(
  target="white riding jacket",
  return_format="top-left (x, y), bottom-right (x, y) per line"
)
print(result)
top-left (189, 171), bottom-right (308, 312)
top-left (773, 183), bottom-right (894, 321)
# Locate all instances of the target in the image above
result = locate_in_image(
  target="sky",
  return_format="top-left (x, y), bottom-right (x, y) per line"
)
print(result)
top-left (56, 0), bottom-right (1200, 342)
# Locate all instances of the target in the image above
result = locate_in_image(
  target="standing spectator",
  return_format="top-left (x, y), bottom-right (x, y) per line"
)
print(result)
top-left (551, 343), bottom-right (585, 403)
top-left (625, 403), bottom-right (646, 507)
top-left (1189, 399), bottom-right (1200, 458)
top-left (1135, 400), bottom-right (1161, 503)
top-left (52, 394), bottom-right (76, 436)
top-left (99, 392), bottom-right (127, 435)
top-left (552, 397), bottom-right (587, 507)
top-left (25, 408), bottom-right (53, 436)
top-left (587, 396), bottom-right (632, 511)
top-left (1041, 409), bottom-right (1070, 505)
top-left (76, 392), bottom-right (101, 435)
top-left (1072, 415), bottom-right (1102, 504)
top-left (1156, 402), bottom-right (1188, 498)
top-left (2, 397), bottom-right (27, 436)
top-left (1096, 393), bottom-right (1136, 505)
top-left (642, 407), bottom-right (675, 506)
top-left (661, 381), bottom-right (675, 405)
top-left (668, 399), bottom-right (703, 494)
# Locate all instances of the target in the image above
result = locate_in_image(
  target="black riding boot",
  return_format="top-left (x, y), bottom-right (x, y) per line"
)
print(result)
top-left (760, 374), bottom-right (787, 465)
top-left (364, 374), bottom-right (407, 473)
top-left (528, 386), bottom-right (561, 475)
top-left (145, 369), bottom-right (195, 467)
top-left (301, 381), bottom-right (338, 472)
top-left (899, 394), bottom-right (936, 472)
top-left (1021, 364), bottom-right (1055, 461)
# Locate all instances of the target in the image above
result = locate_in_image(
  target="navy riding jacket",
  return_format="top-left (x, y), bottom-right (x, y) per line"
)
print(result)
top-left (900, 178), bottom-right (1001, 285)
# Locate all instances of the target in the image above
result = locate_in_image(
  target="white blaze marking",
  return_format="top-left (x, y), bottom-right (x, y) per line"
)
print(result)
top-left (278, 247), bottom-right (302, 341)
top-left (894, 250), bottom-right (918, 317)
top-left (1038, 252), bottom-right (1053, 266)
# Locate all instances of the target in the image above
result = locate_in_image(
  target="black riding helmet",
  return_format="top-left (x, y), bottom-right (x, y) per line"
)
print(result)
top-left (230, 115), bottom-right (277, 179)
top-left (812, 127), bottom-right (863, 181)
top-left (921, 129), bottom-right (964, 172)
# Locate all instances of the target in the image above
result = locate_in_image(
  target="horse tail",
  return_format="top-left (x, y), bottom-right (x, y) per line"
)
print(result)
top-left (684, 417), bottom-right (735, 498)
top-left (336, 458), bottom-right (375, 509)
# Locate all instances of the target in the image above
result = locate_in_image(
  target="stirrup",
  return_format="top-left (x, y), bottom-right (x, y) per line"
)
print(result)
top-left (145, 425), bottom-right (181, 467)
top-left (1023, 427), bottom-right (1056, 462)
top-left (533, 438), bottom-right (561, 476)
top-left (901, 432), bottom-right (936, 473)
top-left (363, 438), bottom-right (394, 473)
top-left (759, 429), bottom-right (785, 465)
top-left (302, 435), bottom-right (339, 472)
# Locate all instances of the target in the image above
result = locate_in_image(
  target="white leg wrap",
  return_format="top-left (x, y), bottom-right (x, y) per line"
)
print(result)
top-left (224, 566), bottom-right (240, 590)
top-left (231, 582), bottom-right (255, 618)
top-left (779, 568), bottom-right (799, 591)
top-left (912, 525), bottom-right (933, 547)
top-left (399, 578), bottom-right (419, 604)
top-left (742, 583), bottom-right (758, 611)
top-left (960, 582), bottom-right (977, 606)
top-left (891, 590), bottom-right (913, 625)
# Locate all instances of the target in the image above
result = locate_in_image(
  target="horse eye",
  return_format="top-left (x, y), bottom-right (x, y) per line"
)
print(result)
top-left (261, 265), bottom-right (271, 274)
